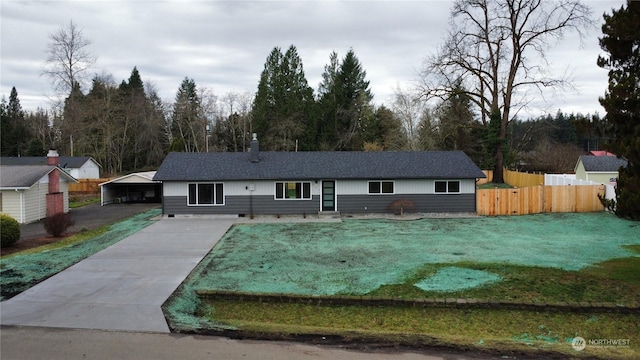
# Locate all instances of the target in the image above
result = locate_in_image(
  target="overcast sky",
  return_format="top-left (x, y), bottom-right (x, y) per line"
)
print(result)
top-left (0, 0), bottom-right (624, 119)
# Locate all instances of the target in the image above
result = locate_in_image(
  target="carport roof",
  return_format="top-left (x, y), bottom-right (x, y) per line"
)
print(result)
top-left (153, 151), bottom-right (486, 181)
top-left (100, 171), bottom-right (158, 186)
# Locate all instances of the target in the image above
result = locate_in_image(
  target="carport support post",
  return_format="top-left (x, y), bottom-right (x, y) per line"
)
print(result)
top-left (249, 183), bottom-right (255, 219)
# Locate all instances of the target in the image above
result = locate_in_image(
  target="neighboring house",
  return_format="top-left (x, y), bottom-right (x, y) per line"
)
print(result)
top-left (0, 164), bottom-right (77, 223)
top-left (99, 171), bottom-right (161, 206)
top-left (574, 155), bottom-right (627, 185)
top-left (0, 156), bottom-right (101, 179)
top-left (153, 136), bottom-right (486, 217)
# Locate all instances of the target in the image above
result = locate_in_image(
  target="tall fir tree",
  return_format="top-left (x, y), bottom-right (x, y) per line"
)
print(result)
top-left (1, 87), bottom-right (29, 155)
top-left (598, 0), bottom-right (640, 219)
top-left (252, 45), bottom-right (315, 150)
top-left (361, 106), bottom-right (407, 150)
top-left (317, 49), bottom-right (373, 150)
top-left (170, 77), bottom-right (204, 152)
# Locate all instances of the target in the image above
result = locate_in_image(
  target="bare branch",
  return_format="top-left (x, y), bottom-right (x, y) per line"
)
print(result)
top-left (41, 21), bottom-right (97, 97)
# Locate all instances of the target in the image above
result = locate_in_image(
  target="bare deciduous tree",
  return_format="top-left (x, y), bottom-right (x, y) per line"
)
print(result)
top-left (42, 20), bottom-right (97, 100)
top-left (419, 0), bottom-right (594, 182)
top-left (42, 21), bottom-right (97, 154)
top-left (392, 86), bottom-right (427, 150)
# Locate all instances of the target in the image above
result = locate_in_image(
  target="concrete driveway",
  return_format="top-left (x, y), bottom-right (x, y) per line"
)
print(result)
top-left (0, 218), bottom-right (234, 333)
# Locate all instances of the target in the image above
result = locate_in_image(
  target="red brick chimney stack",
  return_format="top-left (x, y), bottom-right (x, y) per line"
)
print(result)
top-left (47, 149), bottom-right (60, 194)
top-left (46, 149), bottom-right (64, 216)
top-left (47, 149), bottom-right (59, 166)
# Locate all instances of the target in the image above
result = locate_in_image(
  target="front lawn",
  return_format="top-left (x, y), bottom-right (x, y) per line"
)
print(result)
top-left (185, 213), bottom-right (640, 298)
top-left (164, 212), bottom-right (640, 358)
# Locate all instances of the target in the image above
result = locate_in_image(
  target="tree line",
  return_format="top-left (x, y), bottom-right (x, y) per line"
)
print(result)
top-left (1, 67), bottom-right (608, 175)
top-left (1, 0), bottom-right (636, 221)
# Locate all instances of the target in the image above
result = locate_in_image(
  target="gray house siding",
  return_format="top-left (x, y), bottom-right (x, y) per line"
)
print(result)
top-left (162, 193), bottom-right (476, 215)
top-left (336, 194), bottom-right (476, 213)
top-left (154, 149), bottom-right (486, 216)
top-left (163, 195), bottom-right (320, 216)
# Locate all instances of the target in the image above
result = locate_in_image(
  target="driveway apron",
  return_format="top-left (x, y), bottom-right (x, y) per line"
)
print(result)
top-left (0, 218), bottom-right (234, 333)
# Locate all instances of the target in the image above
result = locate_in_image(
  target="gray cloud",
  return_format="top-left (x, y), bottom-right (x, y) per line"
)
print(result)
top-left (1, 0), bottom-right (623, 118)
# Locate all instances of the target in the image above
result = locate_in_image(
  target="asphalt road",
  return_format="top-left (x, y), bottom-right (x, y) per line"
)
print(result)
top-left (19, 203), bottom-right (160, 240)
top-left (0, 327), bottom-right (487, 360)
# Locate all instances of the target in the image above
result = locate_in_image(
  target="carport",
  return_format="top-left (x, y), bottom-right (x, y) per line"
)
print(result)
top-left (99, 171), bottom-right (162, 206)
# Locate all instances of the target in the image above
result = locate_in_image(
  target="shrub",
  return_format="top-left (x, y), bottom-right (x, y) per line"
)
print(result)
top-left (598, 193), bottom-right (616, 212)
top-left (43, 213), bottom-right (75, 237)
top-left (389, 199), bottom-right (416, 215)
top-left (1, 214), bottom-right (21, 248)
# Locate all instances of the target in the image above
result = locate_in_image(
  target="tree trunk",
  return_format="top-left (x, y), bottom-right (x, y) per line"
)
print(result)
top-left (493, 146), bottom-right (504, 183)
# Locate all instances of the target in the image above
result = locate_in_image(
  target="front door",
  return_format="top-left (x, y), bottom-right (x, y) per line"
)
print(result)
top-left (321, 180), bottom-right (336, 212)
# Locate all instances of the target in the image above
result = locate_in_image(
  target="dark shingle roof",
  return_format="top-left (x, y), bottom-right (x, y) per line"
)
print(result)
top-left (579, 155), bottom-right (627, 172)
top-left (0, 165), bottom-right (56, 188)
top-left (0, 165), bottom-right (79, 189)
top-left (153, 151), bottom-right (486, 181)
top-left (0, 156), bottom-right (98, 169)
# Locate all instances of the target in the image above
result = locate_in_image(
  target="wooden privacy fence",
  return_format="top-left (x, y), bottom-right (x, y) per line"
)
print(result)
top-left (504, 169), bottom-right (544, 187)
top-left (477, 185), bottom-right (605, 216)
top-left (477, 169), bottom-right (544, 187)
top-left (69, 178), bottom-right (111, 194)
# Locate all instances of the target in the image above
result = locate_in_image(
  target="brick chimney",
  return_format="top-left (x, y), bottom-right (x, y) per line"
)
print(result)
top-left (47, 149), bottom-right (60, 193)
top-left (46, 149), bottom-right (64, 216)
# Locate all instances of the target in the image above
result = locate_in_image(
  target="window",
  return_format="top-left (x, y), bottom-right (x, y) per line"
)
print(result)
top-left (368, 181), bottom-right (394, 194)
top-left (275, 182), bottom-right (312, 200)
top-left (435, 180), bottom-right (460, 193)
top-left (188, 183), bottom-right (224, 205)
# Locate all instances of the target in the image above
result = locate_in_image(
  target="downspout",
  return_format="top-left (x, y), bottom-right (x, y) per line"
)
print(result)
top-left (38, 182), bottom-right (42, 219)
top-left (474, 179), bottom-right (478, 214)
top-left (248, 184), bottom-right (255, 219)
top-left (19, 190), bottom-right (24, 223)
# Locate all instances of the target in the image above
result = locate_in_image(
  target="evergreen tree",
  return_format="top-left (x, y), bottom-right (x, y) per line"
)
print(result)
top-left (598, 0), bottom-right (640, 219)
top-left (434, 80), bottom-right (476, 152)
top-left (58, 81), bottom-right (86, 155)
top-left (416, 107), bottom-right (439, 151)
top-left (24, 108), bottom-right (54, 153)
top-left (25, 138), bottom-right (46, 156)
top-left (317, 51), bottom-right (340, 149)
top-left (0, 96), bottom-right (9, 155)
top-left (317, 49), bottom-right (373, 150)
top-left (118, 66), bottom-right (148, 170)
top-left (252, 45), bottom-right (314, 150)
top-left (362, 106), bottom-right (407, 150)
top-left (1, 87), bottom-right (29, 156)
top-left (171, 77), bottom-right (204, 152)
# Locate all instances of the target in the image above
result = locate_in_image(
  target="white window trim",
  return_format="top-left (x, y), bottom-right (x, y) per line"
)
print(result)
top-left (367, 180), bottom-right (395, 195)
top-left (434, 180), bottom-right (461, 194)
top-left (274, 181), bottom-right (313, 200)
top-left (187, 182), bottom-right (225, 206)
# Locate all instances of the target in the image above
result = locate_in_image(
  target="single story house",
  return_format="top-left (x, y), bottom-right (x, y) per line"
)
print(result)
top-left (0, 165), bottom-right (77, 223)
top-left (0, 156), bottom-right (101, 179)
top-left (153, 136), bottom-right (486, 217)
top-left (99, 171), bottom-right (162, 206)
top-left (574, 155), bottom-right (628, 185)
